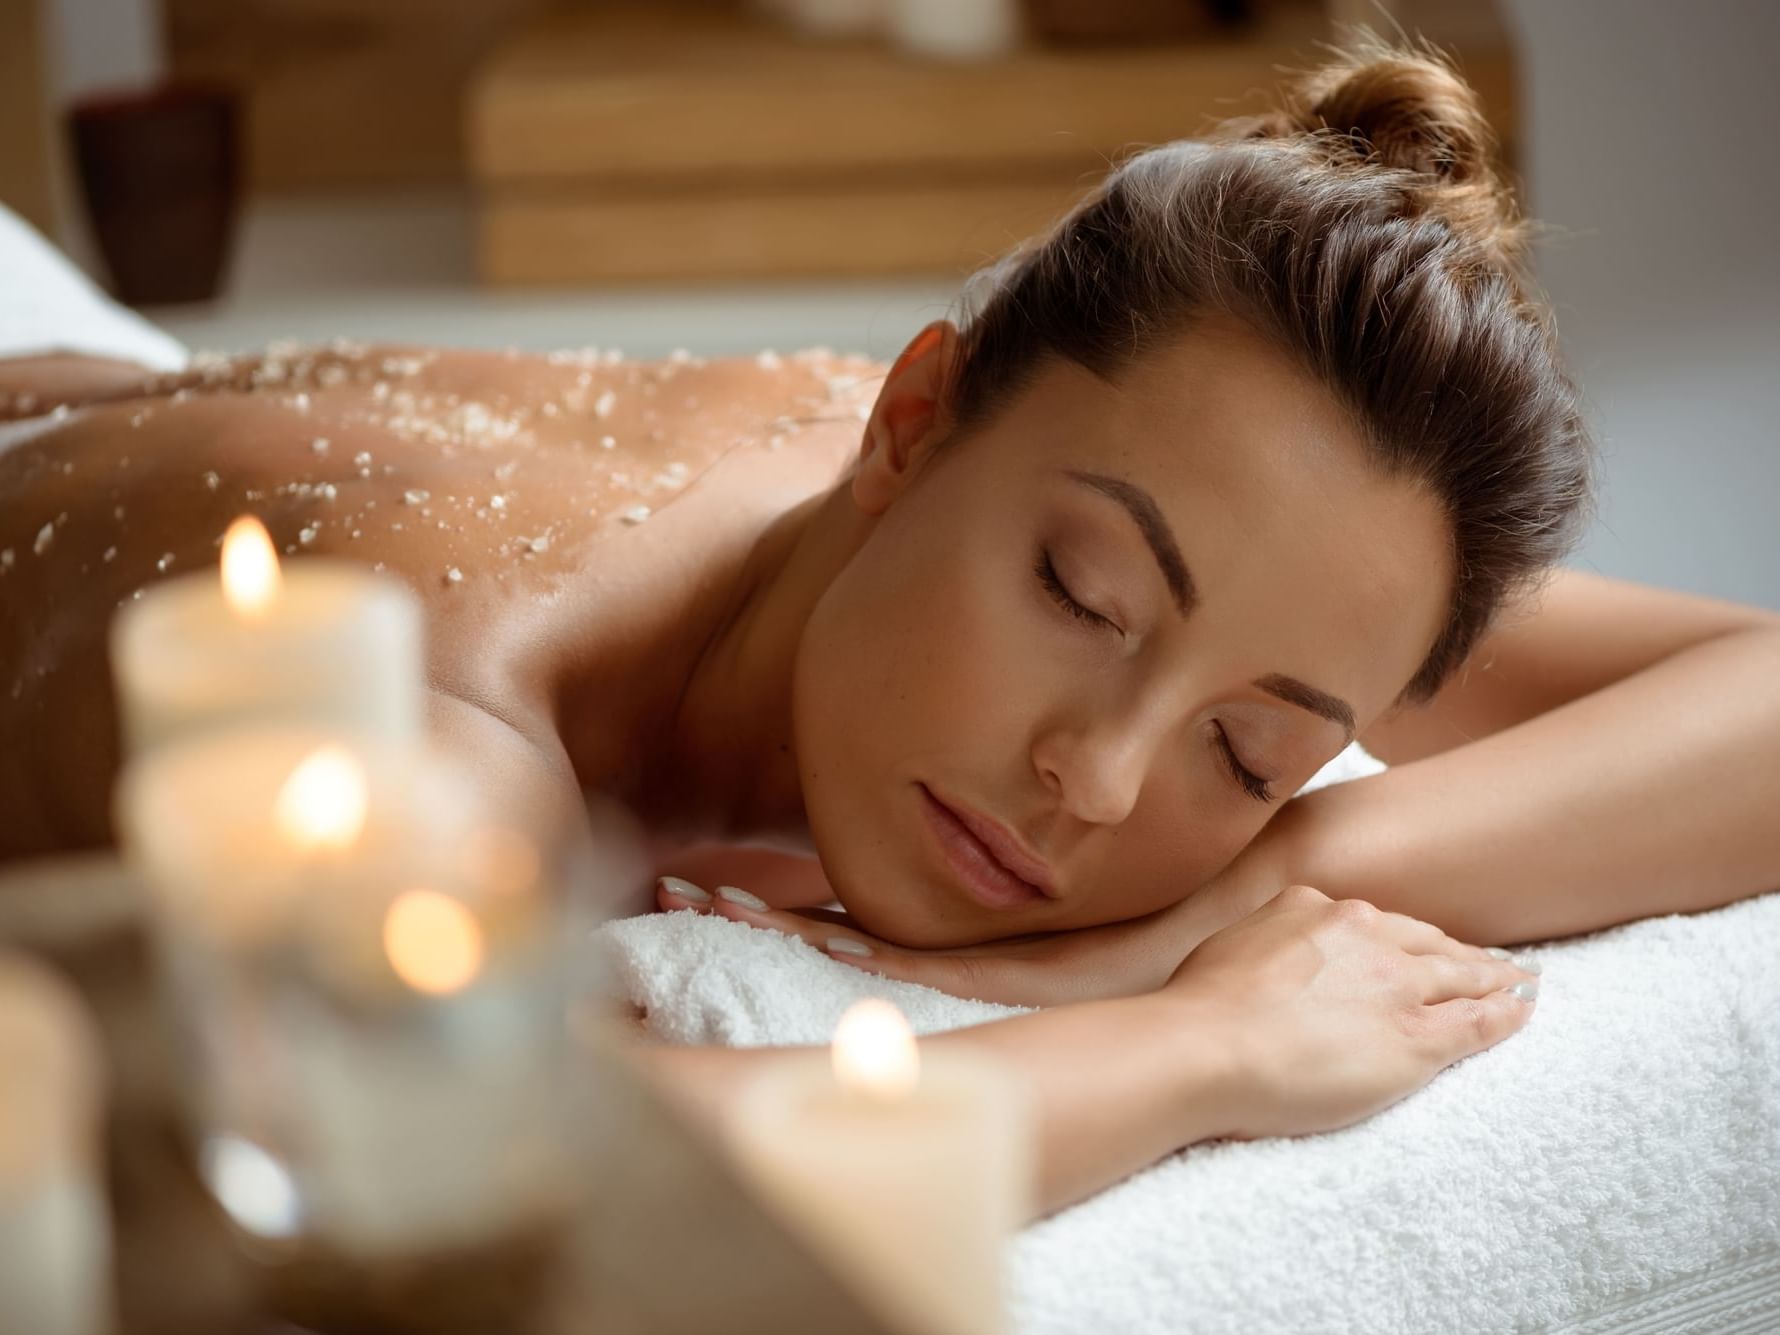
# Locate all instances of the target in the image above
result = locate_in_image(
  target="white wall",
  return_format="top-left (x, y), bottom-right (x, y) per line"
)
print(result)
top-left (1504, 0), bottom-right (1780, 610)
top-left (47, 0), bottom-right (165, 101)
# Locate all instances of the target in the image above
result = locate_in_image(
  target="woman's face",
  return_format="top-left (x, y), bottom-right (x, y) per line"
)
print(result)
top-left (792, 316), bottom-right (1452, 948)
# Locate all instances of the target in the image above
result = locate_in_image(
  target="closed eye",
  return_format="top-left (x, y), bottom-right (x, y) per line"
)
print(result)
top-left (1215, 724), bottom-right (1276, 802)
top-left (1034, 547), bottom-right (1121, 634)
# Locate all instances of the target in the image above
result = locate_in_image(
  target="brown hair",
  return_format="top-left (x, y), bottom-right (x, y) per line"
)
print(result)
top-left (942, 33), bottom-right (1595, 706)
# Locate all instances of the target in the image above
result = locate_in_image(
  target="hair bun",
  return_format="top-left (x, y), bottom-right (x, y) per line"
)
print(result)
top-left (1295, 43), bottom-right (1496, 183)
top-left (1218, 32), bottom-right (1527, 267)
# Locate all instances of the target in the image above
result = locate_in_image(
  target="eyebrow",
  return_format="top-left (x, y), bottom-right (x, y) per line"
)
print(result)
top-left (1254, 673), bottom-right (1356, 742)
top-left (1062, 468), bottom-right (1357, 742)
top-left (1063, 469), bottom-right (1197, 616)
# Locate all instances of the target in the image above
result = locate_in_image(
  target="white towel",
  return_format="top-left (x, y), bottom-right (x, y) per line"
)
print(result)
top-left (0, 202), bottom-right (189, 373)
top-left (0, 201), bottom-right (191, 459)
top-left (590, 741), bottom-right (1780, 1333)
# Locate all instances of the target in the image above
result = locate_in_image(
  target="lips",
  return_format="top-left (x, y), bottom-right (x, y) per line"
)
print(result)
top-left (918, 785), bottom-right (1056, 911)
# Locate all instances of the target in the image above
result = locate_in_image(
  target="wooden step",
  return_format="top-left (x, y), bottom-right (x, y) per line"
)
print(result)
top-left (468, 0), bottom-right (1518, 284)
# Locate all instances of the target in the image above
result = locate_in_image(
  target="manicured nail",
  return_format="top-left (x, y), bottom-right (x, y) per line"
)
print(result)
top-left (717, 885), bottom-right (768, 911)
top-left (658, 875), bottom-right (710, 903)
top-left (1484, 946), bottom-right (1513, 961)
top-left (1508, 979), bottom-right (1540, 1002)
top-left (1517, 956), bottom-right (1542, 975)
top-left (826, 937), bottom-right (873, 957)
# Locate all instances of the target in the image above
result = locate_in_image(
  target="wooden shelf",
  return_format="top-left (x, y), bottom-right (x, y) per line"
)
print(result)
top-left (467, 0), bottom-right (1518, 285)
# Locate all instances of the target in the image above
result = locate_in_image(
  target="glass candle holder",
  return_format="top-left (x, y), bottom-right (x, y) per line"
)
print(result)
top-left (115, 725), bottom-right (582, 1263)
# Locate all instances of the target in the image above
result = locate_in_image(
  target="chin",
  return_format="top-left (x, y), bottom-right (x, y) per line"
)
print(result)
top-left (818, 842), bottom-right (1028, 950)
top-left (811, 767), bottom-right (1051, 950)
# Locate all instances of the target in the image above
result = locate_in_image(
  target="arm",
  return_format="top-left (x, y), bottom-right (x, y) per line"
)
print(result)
top-left (428, 691), bottom-right (655, 920)
top-left (1277, 569), bottom-right (1780, 945)
top-left (0, 353), bottom-right (159, 415)
top-left (633, 991), bottom-right (1244, 1223)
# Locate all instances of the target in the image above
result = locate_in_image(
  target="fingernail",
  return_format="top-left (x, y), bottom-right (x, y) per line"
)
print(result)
top-left (1484, 946), bottom-right (1513, 961)
top-left (717, 885), bottom-right (769, 911)
top-left (1517, 956), bottom-right (1543, 975)
top-left (658, 875), bottom-right (710, 903)
top-left (1508, 979), bottom-right (1540, 1002)
top-left (826, 937), bottom-right (873, 957)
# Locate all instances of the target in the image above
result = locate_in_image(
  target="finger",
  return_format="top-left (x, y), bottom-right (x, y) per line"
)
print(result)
top-left (1389, 913), bottom-right (1544, 974)
top-left (1360, 907), bottom-right (1512, 968)
top-left (1362, 907), bottom-right (1475, 957)
top-left (1413, 952), bottom-right (1541, 1005)
top-left (1420, 983), bottom-right (1540, 1064)
top-left (697, 890), bottom-right (865, 954)
top-left (656, 875), bottom-right (716, 911)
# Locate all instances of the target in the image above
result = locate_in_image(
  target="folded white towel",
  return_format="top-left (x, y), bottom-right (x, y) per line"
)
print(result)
top-left (591, 741), bottom-right (1780, 1333)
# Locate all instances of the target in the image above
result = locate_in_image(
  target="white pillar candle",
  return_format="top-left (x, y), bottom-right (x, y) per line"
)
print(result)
top-left (0, 952), bottom-right (113, 1335)
top-left (723, 1000), bottom-right (1032, 1335)
top-left (111, 516), bottom-right (425, 756)
top-left (115, 726), bottom-right (576, 1257)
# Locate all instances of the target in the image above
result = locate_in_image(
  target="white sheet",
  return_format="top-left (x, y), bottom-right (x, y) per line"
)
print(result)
top-left (591, 743), bottom-right (1780, 1334)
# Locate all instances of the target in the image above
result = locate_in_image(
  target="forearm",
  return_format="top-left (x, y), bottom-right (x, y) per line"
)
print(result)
top-left (0, 353), bottom-right (158, 416)
top-left (1276, 628), bottom-right (1780, 946)
top-left (636, 992), bottom-right (1246, 1223)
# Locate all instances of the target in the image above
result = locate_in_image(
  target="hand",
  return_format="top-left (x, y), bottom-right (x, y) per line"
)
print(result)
top-left (1168, 883), bottom-right (1543, 1141)
top-left (651, 843), bottom-right (1287, 1008)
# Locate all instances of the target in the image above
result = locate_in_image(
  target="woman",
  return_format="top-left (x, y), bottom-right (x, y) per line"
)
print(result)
top-left (3, 39), bottom-right (1777, 1219)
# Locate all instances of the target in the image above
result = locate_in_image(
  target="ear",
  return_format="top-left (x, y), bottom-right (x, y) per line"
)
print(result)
top-left (851, 320), bottom-right (960, 516)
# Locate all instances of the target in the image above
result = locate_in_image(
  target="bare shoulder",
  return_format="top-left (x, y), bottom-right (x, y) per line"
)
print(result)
top-left (0, 341), bottom-right (877, 861)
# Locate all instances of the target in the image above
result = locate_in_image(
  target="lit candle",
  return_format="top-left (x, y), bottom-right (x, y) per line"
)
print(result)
top-left (0, 952), bottom-right (112, 1335)
top-left (723, 999), bottom-right (1032, 1335)
top-left (115, 726), bottom-right (577, 1257)
top-left (111, 515), bottom-right (425, 756)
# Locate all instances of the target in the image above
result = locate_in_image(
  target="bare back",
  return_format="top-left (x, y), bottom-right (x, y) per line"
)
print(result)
top-left (0, 341), bottom-right (880, 861)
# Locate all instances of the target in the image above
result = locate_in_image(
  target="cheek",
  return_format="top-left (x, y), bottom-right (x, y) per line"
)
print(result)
top-left (789, 527), bottom-right (1039, 938)
top-left (797, 528), bottom-right (1026, 779)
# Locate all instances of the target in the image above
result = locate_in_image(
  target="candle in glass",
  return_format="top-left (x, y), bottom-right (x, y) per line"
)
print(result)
top-left (111, 515), bottom-right (424, 756)
top-left (115, 725), bottom-right (579, 1257)
top-left (0, 952), bottom-right (112, 1335)
top-left (723, 999), bottom-right (1033, 1335)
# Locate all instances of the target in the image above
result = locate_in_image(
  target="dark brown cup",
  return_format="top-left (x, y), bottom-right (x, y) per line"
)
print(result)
top-left (68, 80), bottom-right (242, 307)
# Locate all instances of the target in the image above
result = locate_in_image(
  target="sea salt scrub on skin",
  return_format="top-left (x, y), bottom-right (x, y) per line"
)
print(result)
top-left (111, 516), bottom-right (425, 757)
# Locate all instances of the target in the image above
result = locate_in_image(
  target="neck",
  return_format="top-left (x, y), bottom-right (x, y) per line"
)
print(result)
top-left (558, 476), bottom-right (863, 853)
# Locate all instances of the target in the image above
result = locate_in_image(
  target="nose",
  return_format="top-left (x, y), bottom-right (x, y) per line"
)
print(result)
top-left (1030, 708), bottom-right (1156, 828)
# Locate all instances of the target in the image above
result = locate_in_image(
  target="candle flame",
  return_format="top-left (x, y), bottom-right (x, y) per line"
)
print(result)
top-left (221, 516), bottom-right (282, 619)
top-left (273, 745), bottom-right (367, 852)
top-left (383, 889), bottom-right (484, 995)
top-left (832, 998), bottom-right (919, 1099)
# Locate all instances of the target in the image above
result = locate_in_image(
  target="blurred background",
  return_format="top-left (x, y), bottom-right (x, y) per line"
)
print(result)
top-left (4, 0), bottom-right (1776, 608)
